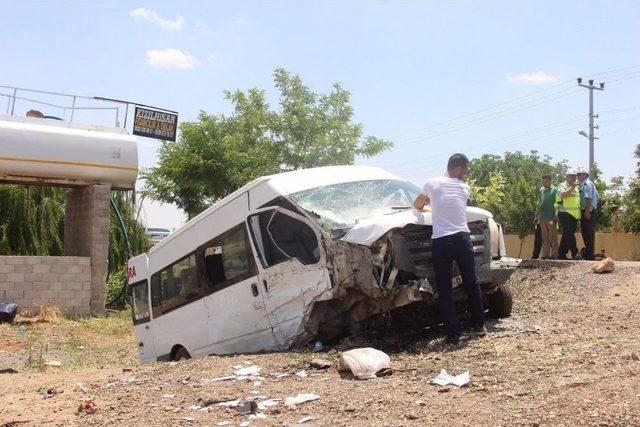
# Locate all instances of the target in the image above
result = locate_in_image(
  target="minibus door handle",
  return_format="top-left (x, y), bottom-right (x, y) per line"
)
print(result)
top-left (251, 283), bottom-right (259, 297)
top-left (262, 279), bottom-right (269, 293)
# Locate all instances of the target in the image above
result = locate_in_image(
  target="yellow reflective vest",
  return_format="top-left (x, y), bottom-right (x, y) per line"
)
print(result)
top-left (556, 182), bottom-right (581, 220)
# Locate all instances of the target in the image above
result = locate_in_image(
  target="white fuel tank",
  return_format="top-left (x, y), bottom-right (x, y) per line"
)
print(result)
top-left (0, 114), bottom-right (138, 189)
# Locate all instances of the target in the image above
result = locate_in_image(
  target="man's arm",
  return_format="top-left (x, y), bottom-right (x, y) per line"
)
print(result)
top-left (413, 194), bottom-right (429, 211)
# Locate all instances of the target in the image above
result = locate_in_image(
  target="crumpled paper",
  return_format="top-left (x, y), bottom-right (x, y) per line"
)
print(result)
top-left (431, 369), bottom-right (470, 387)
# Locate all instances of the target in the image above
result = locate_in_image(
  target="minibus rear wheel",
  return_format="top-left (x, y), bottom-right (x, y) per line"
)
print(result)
top-left (172, 346), bottom-right (191, 361)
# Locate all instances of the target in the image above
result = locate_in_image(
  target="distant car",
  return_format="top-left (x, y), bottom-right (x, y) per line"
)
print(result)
top-left (146, 227), bottom-right (171, 246)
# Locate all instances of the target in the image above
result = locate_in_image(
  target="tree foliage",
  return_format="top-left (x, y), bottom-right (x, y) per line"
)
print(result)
top-left (0, 185), bottom-right (148, 275)
top-left (468, 151), bottom-right (568, 240)
top-left (141, 68), bottom-right (393, 218)
top-left (621, 144), bottom-right (640, 233)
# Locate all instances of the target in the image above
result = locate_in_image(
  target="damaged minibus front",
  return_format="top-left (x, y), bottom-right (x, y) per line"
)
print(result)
top-left (129, 166), bottom-right (517, 362)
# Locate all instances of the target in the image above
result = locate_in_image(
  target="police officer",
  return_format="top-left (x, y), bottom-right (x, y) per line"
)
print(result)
top-left (556, 170), bottom-right (581, 260)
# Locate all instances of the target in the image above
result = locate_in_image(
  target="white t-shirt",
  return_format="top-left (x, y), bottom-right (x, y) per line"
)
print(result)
top-left (421, 176), bottom-right (470, 239)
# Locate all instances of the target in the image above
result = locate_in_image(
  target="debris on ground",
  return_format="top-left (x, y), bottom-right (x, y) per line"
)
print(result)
top-left (42, 388), bottom-right (58, 399)
top-left (284, 393), bottom-right (320, 406)
top-left (234, 400), bottom-right (258, 415)
top-left (592, 257), bottom-right (615, 273)
top-left (295, 370), bottom-right (308, 378)
top-left (431, 369), bottom-right (470, 387)
top-left (233, 365), bottom-right (261, 376)
top-left (74, 383), bottom-right (87, 393)
top-left (77, 400), bottom-right (96, 414)
top-left (298, 416), bottom-right (315, 423)
top-left (309, 358), bottom-right (332, 370)
top-left (44, 360), bottom-right (61, 367)
top-left (338, 347), bottom-right (391, 380)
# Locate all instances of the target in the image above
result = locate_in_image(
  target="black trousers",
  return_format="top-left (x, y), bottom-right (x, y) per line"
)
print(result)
top-left (581, 210), bottom-right (596, 260)
top-left (532, 223), bottom-right (542, 259)
top-left (558, 212), bottom-right (578, 258)
top-left (432, 232), bottom-right (485, 339)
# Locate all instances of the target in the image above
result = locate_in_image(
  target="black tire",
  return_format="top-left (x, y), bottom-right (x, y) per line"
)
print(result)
top-left (487, 283), bottom-right (513, 318)
top-left (173, 346), bottom-right (191, 361)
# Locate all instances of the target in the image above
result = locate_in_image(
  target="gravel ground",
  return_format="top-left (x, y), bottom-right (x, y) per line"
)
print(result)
top-left (1, 261), bottom-right (639, 426)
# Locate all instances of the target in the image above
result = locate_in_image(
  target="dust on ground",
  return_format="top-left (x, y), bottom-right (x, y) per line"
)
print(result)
top-left (1, 262), bottom-right (639, 426)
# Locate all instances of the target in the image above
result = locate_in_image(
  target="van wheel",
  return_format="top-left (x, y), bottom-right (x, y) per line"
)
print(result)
top-left (487, 283), bottom-right (512, 318)
top-left (173, 346), bottom-right (191, 361)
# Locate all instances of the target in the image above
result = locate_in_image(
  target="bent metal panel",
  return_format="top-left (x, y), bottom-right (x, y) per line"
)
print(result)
top-left (133, 107), bottom-right (178, 142)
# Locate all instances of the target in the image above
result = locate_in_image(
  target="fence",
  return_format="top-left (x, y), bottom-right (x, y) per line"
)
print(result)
top-left (503, 232), bottom-right (640, 261)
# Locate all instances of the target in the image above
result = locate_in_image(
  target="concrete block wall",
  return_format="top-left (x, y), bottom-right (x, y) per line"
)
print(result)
top-left (64, 184), bottom-right (111, 316)
top-left (0, 256), bottom-right (91, 317)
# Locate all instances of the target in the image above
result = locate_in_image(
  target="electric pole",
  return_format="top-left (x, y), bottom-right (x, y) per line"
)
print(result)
top-left (577, 77), bottom-right (604, 177)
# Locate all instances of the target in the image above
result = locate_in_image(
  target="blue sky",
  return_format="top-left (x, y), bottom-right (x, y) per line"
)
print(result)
top-left (1, 1), bottom-right (639, 227)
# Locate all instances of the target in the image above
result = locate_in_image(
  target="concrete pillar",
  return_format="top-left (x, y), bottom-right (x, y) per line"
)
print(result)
top-left (64, 185), bottom-right (111, 316)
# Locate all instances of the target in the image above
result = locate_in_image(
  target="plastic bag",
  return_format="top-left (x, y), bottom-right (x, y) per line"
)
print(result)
top-left (338, 347), bottom-right (390, 379)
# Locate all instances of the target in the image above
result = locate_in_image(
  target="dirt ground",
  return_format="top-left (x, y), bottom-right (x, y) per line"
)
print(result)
top-left (1, 261), bottom-right (639, 426)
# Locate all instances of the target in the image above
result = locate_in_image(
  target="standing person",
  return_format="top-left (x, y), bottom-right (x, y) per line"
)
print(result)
top-left (556, 170), bottom-right (581, 260)
top-left (413, 153), bottom-right (486, 345)
top-left (577, 168), bottom-right (599, 260)
top-left (535, 175), bottom-right (558, 259)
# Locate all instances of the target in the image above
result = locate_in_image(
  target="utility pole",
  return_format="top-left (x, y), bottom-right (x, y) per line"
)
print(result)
top-left (577, 77), bottom-right (604, 177)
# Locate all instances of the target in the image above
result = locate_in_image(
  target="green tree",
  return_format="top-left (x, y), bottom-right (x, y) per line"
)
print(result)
top-left (469, 171), bottom-right (506, 224)
top-left (621, 144), bottom-right (640, 233)
top-left (142, 68), bottom-right (393, 218)
top-left (503, 175), bottom-right (538, 257)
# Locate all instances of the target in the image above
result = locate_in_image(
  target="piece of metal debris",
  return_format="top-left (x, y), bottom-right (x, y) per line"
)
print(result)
top-left (284, 393), bottom-right (320, 406)
top-left (431, 369), bottom-right (470, 387)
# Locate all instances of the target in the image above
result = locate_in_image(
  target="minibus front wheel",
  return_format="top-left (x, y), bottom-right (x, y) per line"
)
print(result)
top-left (171, 345), bottom-right (191, 361)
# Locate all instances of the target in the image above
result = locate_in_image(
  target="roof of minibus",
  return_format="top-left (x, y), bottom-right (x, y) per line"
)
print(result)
top-left (148, 165), bottom-right (401, 254)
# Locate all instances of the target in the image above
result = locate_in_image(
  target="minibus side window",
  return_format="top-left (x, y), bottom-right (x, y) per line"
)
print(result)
top-left (130, 280), bottom-right (150, 325)
top-left (250, 211), bottom-right (320, 267)
top-left (150, 253), bottom-right (201, 317)
top-left (203, 225), bottom-right (255, 292)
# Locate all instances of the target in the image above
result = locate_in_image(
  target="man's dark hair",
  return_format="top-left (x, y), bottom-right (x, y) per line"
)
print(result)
top-left (542, 174), bottom-right (552, 180)
top-left (447, 153), bottom-right (470, 171)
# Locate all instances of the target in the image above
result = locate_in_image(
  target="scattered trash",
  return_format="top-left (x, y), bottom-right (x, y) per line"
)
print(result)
top-left (284, 393), bottom-right (320, 406)
top-left (271, 372), bottom-right (289, 378)
top-left (309, 358), bottom-right (332, 370)
top-left (0, 368), bottom-right (18, 374)
top-left (234, 400), bottom-right (258, 415)
top-left (182, 417), bottom-right (195, 422)
top-left (431, 369), bottom-right (470, 387)
top-left (217, 399), bottom-right (240, 407)
top-left (78, 400), bottom-right (97, 414)
top-left (249, 413), bottom-right (268, 420)
top-left (314, 341), bottom-right (324, 352)
top-left (234, 365), bottom-right (261, 376)
top-left (162, 394), bottom-right (176, 399)
top-left (338, 347), bottom-right (391, 380)
top-left (76, 346), bottom-right (85, 350)
top-left (42, 388), bottom-right (58, 399)
top-left (204, 375), bottom-right (236, 382)
top-left (44, 360), bottom-right (62, 367)
top-left (415, 400), bottom-right (426, 406)
top-left (295, 370), bottom-right (308, 378)
top-left (169, 361), bottom-right (179, 367)
top-left (592, 257), bottom-right (615, 273)
top-left (243, 361), bottom-right (254, 365)
top-left (187, 405), bottom-right (202, 411)
top-left (74, 383), bottom-right (87, 393)
top-left (298, 416), bottom-right (314, 424)
top-left (257, 398), bottom-right (281, 410)
top-left (121, 376), bottom-right (143, 384)
top-left (0, 300), bottom-right (18, 323)
top-left (216, 422), bottom-right (233, 426)
top-left (240, 422), bottom-right (250, 427)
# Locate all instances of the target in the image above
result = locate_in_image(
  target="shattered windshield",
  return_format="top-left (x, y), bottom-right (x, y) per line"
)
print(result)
top-left (290, 179), bottom-right (421, 230)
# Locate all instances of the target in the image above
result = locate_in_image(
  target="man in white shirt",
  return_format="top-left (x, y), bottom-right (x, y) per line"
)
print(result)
top-left (413, 153), bottom-right (486, 345)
